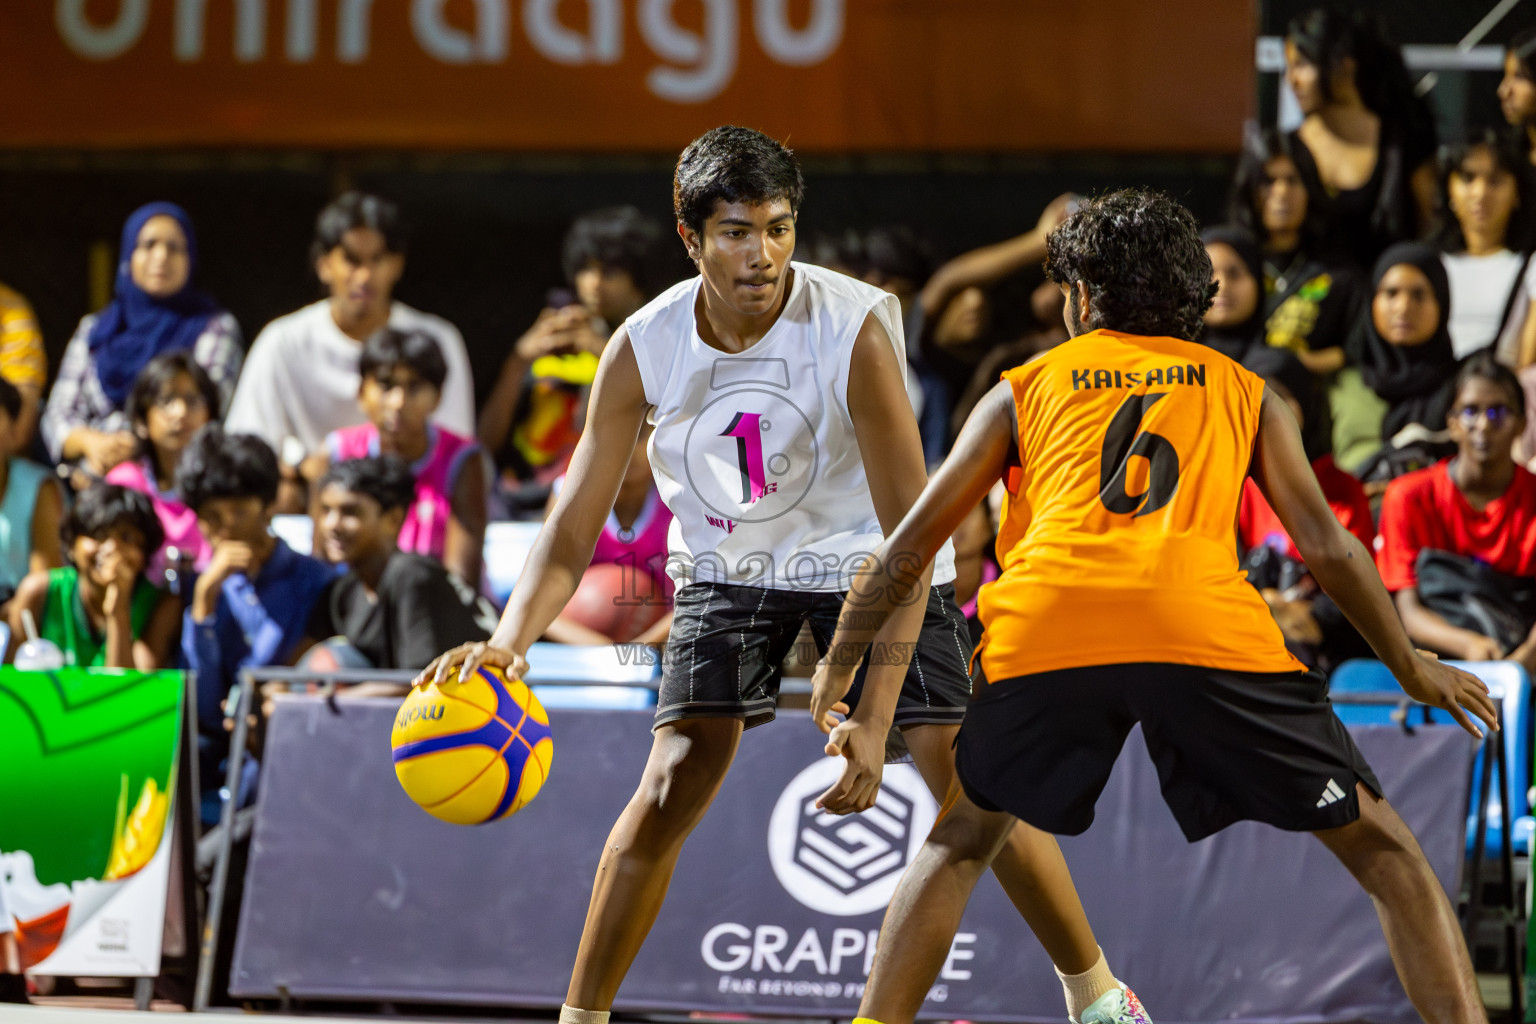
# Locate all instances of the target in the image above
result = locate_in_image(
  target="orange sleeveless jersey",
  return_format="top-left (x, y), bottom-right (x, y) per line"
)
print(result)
top-left (975, 329), bottom-right (1304, 679)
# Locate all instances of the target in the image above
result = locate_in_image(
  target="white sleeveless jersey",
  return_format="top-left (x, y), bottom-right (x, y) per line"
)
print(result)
top-left (626, 261), bottom-right (956, 593)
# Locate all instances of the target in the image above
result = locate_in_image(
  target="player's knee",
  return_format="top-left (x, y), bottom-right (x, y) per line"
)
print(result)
top-left (926, 807), bottom-right (1010, 866)
top-left (634, 727), bottom-right (735, 820)
top-left (637, 758), bottom-right (719, 817)
top-left (1319, 789), bottom-right (1420, 875)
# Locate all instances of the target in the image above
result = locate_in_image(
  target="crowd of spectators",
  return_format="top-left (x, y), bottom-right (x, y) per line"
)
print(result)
top-left (1200, 12), bottom-right (1536, 678)
top-left (0, 4), bottom-right (1530, 840)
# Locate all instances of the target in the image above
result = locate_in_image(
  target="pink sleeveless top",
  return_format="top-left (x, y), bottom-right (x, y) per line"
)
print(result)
top-left (553, 476), bottom-right (675, 603)
top-left (328, 423), bottom-right (481, 561)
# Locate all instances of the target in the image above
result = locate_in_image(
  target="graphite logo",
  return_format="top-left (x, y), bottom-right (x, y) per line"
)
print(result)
top-left (1316, 778), bottom-right (1347, 808)
top-left (767, 758), bottom-right (937, 916)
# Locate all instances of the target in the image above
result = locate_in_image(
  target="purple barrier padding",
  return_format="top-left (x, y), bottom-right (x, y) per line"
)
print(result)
top-left (231, 698), bottom-right (1472, 1023)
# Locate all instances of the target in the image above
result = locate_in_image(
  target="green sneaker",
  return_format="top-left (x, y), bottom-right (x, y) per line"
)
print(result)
top-left (1072, 985), bottom-right (1152, 1024)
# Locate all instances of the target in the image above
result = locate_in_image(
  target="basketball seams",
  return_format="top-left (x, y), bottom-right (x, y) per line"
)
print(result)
top-left (420, 745), bottom-right (510, 812)
top-left (437, 683), bottom-right (500, 717)
top-left (516, 738), bottom-right (554, 813)
top-left (433, 719), bottom-right (542, 821)
top-left (480, 730), bottom-right (525, 820)
top-left (392, 686), bottom-right (506, 762)
top-left (465, 673), bottom-right (535, 821)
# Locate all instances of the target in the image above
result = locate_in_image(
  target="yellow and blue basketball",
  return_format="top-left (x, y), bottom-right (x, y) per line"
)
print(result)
top-left (390, 665), bottom-right (553, 825)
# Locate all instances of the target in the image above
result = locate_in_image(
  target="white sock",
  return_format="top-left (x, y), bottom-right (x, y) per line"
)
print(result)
top-left (1056, 948), bottom-right (1119, 1021)
top-left (559, 1005), bottom-right (610, 1024)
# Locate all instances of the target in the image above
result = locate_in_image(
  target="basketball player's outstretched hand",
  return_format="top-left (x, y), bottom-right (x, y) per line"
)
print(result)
top-left (414, 642), bottom-right (528, 689)
top-left (1400, 650), bottom-right (1500, 739)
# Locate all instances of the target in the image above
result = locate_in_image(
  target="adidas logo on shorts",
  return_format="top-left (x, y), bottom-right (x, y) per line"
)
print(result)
top-left (1316, 778), bottom-right (1347, 808)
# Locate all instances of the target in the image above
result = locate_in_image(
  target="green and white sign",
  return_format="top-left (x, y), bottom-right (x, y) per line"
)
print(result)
top-left (0, 668), bottom-right (184, 977)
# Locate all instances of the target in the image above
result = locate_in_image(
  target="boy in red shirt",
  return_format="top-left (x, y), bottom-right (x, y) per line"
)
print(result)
top-left (1377, 353), bottom-right (1536, 665)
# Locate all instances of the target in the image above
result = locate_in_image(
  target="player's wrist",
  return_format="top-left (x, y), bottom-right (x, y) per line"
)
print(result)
top-left (484, 617), bottom-right (522, 652)
top-left (848, 686), bottom-right (899, 723)
top-left (1396, 655), bottom-right (1428, 688)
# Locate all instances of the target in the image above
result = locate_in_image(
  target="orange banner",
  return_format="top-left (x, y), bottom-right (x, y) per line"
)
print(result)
top-left (1, 1), bottom-right (1252, 152)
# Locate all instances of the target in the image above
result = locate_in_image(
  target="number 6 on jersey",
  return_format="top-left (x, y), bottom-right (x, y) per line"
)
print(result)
top-left (1099, 391), bottom-right (1181, 517)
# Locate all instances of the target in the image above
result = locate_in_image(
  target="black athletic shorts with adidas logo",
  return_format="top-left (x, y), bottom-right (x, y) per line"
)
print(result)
top-left (955, 662), bottom-right (1384, 842)
top-left (654, 581), bottom-right (972, 732)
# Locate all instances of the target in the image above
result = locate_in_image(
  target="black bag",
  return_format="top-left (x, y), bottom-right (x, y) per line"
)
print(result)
top-left (1414, 548), bottom-right (1536, 654)
top-left (1353, 439), bottom-right (1455, 488)
top-left (1241, 544), bottom-right (1309, 593)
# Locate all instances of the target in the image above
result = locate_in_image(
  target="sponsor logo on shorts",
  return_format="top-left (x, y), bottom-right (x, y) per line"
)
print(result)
top-left (766, 758), bottom-right (936, 916)
top-left (1315, 778), bottom-right (1347, 808)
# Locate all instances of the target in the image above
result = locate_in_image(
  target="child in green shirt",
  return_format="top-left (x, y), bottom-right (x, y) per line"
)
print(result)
top-left (6, 483), bottom-right (179, 668)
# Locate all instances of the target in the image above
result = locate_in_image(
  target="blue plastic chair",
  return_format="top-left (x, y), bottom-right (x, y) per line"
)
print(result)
top-left (524, 640), bottom-right (659, 710)
top-left (1329, 658), bottom-right (1533, 856)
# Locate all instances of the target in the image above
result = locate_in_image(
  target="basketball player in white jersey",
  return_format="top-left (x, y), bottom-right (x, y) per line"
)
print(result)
top-left (418, 126), bottom-right (1149, 1024)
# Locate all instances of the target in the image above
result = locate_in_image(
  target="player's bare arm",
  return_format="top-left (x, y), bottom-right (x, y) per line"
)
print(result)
top-left (809, 312), bottom-right (939, 811)
top-left (1250, 386), bottom-right (1498, 737)
top-left (812, 379), bottom-right (1015, 741)
top-left (416, 328), bottom-right (650, 686)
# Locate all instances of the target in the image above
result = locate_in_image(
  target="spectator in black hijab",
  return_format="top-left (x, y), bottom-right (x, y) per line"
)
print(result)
top-left (1348, 242), bottom-right (1459, 442)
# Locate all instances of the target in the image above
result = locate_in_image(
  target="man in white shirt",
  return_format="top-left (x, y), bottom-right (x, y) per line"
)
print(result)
top-left (226, 192), bottom-right (475, 466)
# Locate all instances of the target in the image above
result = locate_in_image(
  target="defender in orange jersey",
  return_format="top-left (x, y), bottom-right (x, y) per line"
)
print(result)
top-left (811, 190), bottom-right (1496, 1024)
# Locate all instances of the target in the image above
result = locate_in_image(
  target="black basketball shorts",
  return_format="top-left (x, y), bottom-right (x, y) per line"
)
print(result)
top-left (653, 582), bottom-right (972, 732)
top-left (954, 661), bottom-right (1383, 842)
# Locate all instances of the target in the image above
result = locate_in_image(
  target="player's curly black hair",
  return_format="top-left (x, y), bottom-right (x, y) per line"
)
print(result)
top-left (1044, 188), bottom-right (1215, 341)
top-left (673, 126), bottom-right (805, 235)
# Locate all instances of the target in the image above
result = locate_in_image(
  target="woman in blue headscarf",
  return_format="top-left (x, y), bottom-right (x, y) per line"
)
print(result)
top-left (41, 202), bottom-right (242, 476)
